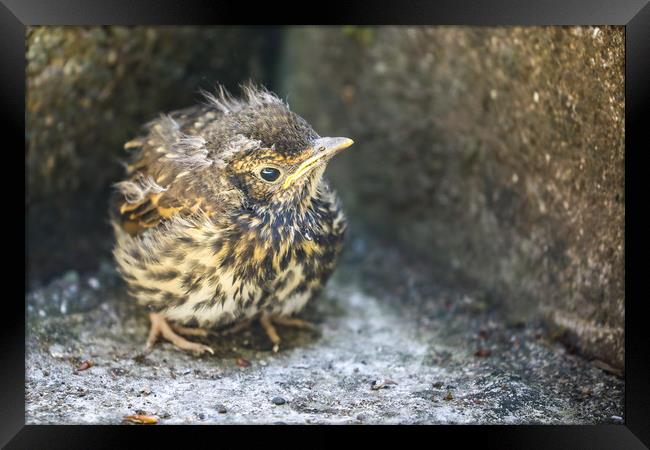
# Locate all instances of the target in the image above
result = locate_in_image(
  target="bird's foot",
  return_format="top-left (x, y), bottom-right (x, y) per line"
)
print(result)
top-left (145, 312), bottom-right (214, 355)
top-left (259, 315), bottom-right (319, 353)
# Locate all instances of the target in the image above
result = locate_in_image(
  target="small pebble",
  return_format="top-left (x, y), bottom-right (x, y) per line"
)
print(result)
top-left (87, 277), bottom-right (100, 290)
top-left (217, 405), bottom-right (227, 414)
top-left (370, 379), bottom-right (397, 390)
top-left (110, 367), bottom-right (127, 377)
top-left (272, 396), bottom-right (286, 405)
top-left (49, 344), bottom-right (66, 358)
top-left (62, 271), bottom-right (79, 284)
top-left (75, 360), bottom-right (94, 371)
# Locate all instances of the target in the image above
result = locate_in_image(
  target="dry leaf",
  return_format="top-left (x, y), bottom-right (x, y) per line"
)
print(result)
top-left (235, 357), bottom-right (251, 368)
top-left (123, 414), bottom-right (158, 424)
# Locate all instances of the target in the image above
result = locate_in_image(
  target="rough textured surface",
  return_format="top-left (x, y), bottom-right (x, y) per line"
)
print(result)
top-left (26, 26), bottom-right (280, 284)
top-left (281, 26), bottom-right (625, 369)
top-left (26, 240), bottom-right (624, 425)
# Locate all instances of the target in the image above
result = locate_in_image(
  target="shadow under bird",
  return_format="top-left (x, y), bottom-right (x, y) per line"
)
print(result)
top-left (110, 84), bottom-right (353, 354)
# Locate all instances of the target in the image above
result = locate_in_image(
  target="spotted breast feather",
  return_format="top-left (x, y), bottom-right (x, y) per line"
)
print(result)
top-left (112, 181), bottom-right (346, 328)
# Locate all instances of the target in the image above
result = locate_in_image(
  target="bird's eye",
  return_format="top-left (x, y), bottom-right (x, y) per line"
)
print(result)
top-left (259, 167), bottom-right (281, 182)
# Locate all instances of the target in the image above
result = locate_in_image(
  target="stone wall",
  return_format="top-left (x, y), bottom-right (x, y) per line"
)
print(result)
top-left (26, 26), bottom-right (280, 283)
top-left (280, 26), bottom-right (625, 369)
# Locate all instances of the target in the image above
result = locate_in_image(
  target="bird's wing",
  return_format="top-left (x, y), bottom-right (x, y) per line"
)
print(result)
top-left (110, 162), bottom-right (204, 237)
top-left (111, 108), bottom-right (222, 237)
top-left (110, 179), bottom-right (202, 237)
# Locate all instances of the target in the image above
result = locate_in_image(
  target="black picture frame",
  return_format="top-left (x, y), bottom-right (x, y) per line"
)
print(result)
top-left (9, 0), bottom-right (649, 448)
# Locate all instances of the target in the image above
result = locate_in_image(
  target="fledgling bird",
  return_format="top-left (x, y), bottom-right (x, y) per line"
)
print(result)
top-left (110, 84), bottom-right (352, 354)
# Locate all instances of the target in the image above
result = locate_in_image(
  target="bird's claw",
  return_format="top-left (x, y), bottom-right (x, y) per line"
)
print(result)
top-left (146, 312), bottom-right (214, 356)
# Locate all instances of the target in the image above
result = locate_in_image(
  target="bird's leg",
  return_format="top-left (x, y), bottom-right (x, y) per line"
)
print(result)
top-left (170, 323), bottom-right (210, 338)
top-left (271, 316), bottom-right (318, 332)
top-left (146, 312), bottom-right (214, 355)
top-left (259, 314), bottom-right (281, 353)
top-left (218, 317), bottom-right (254, 336)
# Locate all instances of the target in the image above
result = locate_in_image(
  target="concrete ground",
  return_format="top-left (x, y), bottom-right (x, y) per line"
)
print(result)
top-left (25, 237), bottom-right (624, 425)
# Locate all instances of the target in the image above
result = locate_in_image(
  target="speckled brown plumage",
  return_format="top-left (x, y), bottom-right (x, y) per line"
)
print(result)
top-left (110, 84), bottom-right (352, 354)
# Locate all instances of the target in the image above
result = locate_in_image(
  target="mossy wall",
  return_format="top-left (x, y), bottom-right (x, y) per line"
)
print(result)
top-left (27, 26), bottom-right (280, 283)
top-left (280, 26), bottom-right (624, 368)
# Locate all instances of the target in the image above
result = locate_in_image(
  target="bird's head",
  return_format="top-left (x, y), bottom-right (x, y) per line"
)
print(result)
top-left (201, 85), bottom-right (353, 211)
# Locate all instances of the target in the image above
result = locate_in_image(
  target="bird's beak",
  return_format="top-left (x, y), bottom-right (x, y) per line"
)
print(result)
top-left (282, 137), bottom-right (354, 189)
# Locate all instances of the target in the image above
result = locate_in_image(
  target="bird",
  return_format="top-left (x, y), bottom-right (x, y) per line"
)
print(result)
top-left (110, 84), bottom-right (352, 355)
